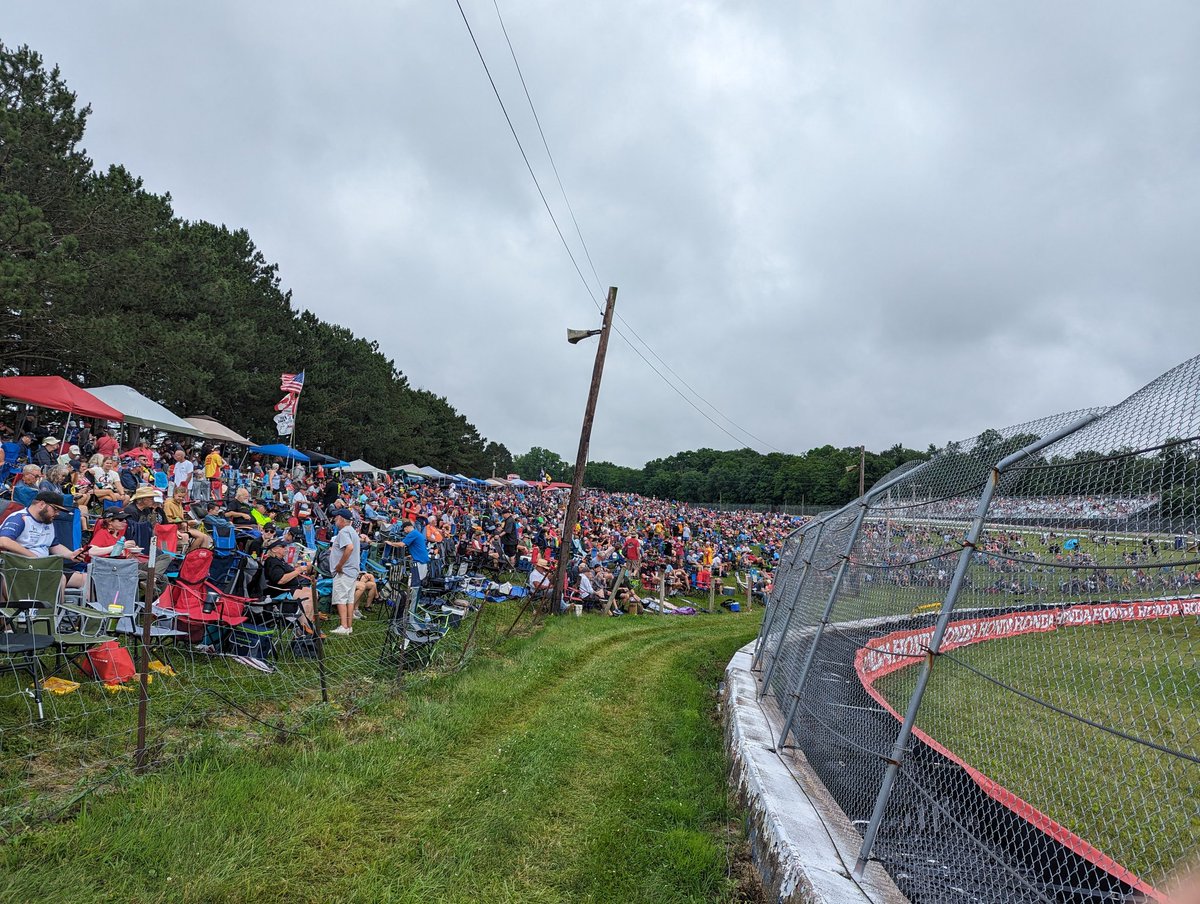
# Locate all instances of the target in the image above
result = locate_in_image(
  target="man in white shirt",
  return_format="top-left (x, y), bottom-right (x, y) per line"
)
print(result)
top-left (172, 450), bottom-right (194, 498)
top-left (0, 491), bottom-right (86, 588)
top-left (329, 508), bottom-right (360, 635)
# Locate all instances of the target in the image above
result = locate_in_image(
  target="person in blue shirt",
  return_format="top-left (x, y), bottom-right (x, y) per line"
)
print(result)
top-left (400, 519), bottom-right (430, 586)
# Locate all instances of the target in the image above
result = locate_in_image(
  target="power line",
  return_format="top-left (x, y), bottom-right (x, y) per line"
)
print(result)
top-left (488, 0), bottom-right (788, 455)
top-left (459, 0), bottom-right (788, 454)
top-left (452, 0), bottom-right (600, 308)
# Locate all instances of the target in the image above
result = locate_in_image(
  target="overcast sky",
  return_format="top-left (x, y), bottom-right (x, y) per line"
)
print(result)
top-left (9, 2), bottom-right (1200, 466)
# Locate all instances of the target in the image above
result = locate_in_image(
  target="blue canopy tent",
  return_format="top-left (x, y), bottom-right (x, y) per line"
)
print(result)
top-left (249, 444), bottom-right (310, 462)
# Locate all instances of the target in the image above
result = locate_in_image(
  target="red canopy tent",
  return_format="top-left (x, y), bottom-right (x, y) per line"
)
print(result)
top-left (0, 376), bottom-right (124, 421)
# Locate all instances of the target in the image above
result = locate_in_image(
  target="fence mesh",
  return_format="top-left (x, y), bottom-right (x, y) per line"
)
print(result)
top-left (757, 355), bottom-right (1200, 904)
top-left (0, 552), bottom-right (533, 833)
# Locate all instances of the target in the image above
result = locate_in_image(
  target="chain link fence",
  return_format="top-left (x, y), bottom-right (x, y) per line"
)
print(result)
top-left (754, 355), bottom-right (1200, 903)
top-left (0, 554), bottom-right (532, 833)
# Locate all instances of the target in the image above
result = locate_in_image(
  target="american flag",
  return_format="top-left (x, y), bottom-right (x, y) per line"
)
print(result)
top-left (280, 371), bottom-right (305, 394)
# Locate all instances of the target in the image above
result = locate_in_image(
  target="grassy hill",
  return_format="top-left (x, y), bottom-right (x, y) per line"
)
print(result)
top-left (1, 610), bottom-right (761, 903)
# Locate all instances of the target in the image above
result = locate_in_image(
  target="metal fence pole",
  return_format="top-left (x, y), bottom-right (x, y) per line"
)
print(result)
top-left (752, 529), bottom-right (801, 661)
top-left (852, 413), bottom-right (1100, 878)
top-left (776, 499), bottom-right (870, 749)
top-left (774, 457), bottom-right (942, 751)
top-left (756, 522), bottom-right (826, 693)
top-left (753, 526), bottom-right (820, 671)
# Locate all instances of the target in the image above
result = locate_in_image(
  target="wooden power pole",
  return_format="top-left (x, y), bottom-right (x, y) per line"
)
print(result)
top-left (550, 287), bottom-right (618, 614)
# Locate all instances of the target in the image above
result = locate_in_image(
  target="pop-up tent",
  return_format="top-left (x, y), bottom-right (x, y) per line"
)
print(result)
top-left (186, 416), bottom-right (254, 446)
top-left (394, 463), bottom-right (424, 476)
top-left (300, 449), bottom-right (342, 466)
top-left (249, 444), bottom-right (309, 462)
top-left (88, 385), bottom-right (204, 436)
top-left (417, 465), bottom-right (453, 481)
top-left (0, 376), bottom-right (124, 421)
top-left (344, 458), bottom-right (385, 474)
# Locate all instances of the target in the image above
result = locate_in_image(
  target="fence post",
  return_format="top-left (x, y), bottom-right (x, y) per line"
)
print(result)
top-left (774, 455), bottom-right (944, 751)
top-left (757, 521), bottom-right (827, 695)
top-left (746, 569), bottom-right (753, 612)
top-left (777, 499), bottom-right (870, 749)
top-left (852, 413), bottom-right (1100, 878)
top-left (754, 517), bottom-right (829, 663)
top-left (134, 538), bottom-right (158, 774)
top-left (708, 569), bottom-right (715, 612)
top-left (658, 571), bottom-right (665, 615)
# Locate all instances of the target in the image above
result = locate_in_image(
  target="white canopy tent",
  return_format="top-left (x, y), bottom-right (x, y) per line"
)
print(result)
top-left (417, 465), bottom-right (453, 481)
top-left (394, 463), bottom-right (425, 476)
top-left (88, 385), bottom-right (205, 436)
top-left (485, 478), bottom-right (509, 487)
top-left (342, 458), bottom-right (386, 475)
top-left (185, 415), bottom-right (254, 446)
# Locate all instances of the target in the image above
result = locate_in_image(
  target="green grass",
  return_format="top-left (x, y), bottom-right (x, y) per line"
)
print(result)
top-left (0, 608), bottom-right (761, 903)
top-left (877, 619), bottom-right (1199, 884)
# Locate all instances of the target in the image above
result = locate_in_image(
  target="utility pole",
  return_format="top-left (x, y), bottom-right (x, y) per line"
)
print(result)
top-left (550, 286), bottom-right (618, 615)
top-left (859, 445), bottom-right (866, 498)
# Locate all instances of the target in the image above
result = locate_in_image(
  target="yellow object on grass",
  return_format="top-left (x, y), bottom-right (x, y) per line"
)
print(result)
top-left (41, 677), bottom-right (81, 695)
top-left (148, 660), bottom-right (176, 677)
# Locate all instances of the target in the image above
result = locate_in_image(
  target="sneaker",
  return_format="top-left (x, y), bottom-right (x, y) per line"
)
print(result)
top-left (353, 610), bottom-right (364, 620)
top-left (330, 625), bottom-right (353, 636)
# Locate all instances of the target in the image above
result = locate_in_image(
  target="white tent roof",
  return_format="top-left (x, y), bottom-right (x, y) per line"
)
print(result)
top-left (393, 463), bottom-right (425, 475)
top-left (343, 458), bottom-right (385, 474)
top-left (418, 465), bottom-right (453, 479)
top-left (88, 385), bottom-right (205, 436)
top-left (485, 478), bottom-right (509, 487)
top-left (185, 415), bottom-right (254, 445)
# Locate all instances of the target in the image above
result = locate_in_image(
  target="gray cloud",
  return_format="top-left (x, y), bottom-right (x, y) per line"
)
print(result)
top-left (9, 1), bottom-right (1200, 466)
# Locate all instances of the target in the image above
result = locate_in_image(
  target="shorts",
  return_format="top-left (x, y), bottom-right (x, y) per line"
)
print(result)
top-left (332, 573), bottom-right (356, 606)
top-left (410, 561), bottom-right (429, 588)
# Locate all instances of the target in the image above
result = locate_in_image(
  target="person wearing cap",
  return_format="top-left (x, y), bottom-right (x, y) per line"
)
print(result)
top-left (0, 490), bottom-right (86, 586)
top-left (329, 508), bottom-right (360, 635)
top-left (58, 443), bottom-right (83, 471)
top-left (86, 509), bottom-right (142, 558)
top-left (33, 436), bottom-right (60, 470)
top-left (398, 518), bottom-right (430, 587)
top-left (262, 539), bottom-right (317, 631)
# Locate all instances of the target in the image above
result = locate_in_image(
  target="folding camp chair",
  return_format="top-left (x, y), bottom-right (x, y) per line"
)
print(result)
top-left (207, 518), bottom-right (241, 590)
top-left (0, 551), bottom-right (60, 718)
top-left (156, 548), bottom-right (247, 650)
top-left (84, 557), bottom-right (186, 664)
top-left (1, 552), bottom-right (113, 680)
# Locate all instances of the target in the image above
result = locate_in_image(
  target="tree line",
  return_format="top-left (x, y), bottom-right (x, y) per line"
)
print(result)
top-left (514, 443), bottom-right (933, 506)
top-left (0, 43), bottom-right (514, 474)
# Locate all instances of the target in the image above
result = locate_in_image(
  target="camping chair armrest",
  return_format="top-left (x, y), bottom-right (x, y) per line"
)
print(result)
top-left (57, 602), bottom-right (110, 621)
top-left (1, 606), bottom-right (53, 633)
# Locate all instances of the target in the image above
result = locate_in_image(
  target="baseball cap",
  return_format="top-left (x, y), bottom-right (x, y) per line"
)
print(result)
top-left (264, 539), bottom-right (289, 552)
top-left (33, 490), bottom-right (68, 510)
top-left (68, 444), bottom-right (81, 455)
top-left (331, 508), bottom-right (353, 520)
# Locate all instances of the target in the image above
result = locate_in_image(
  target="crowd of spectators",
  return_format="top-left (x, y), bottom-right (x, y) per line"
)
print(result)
top-left (0, 420), bottom-right (799, 625)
